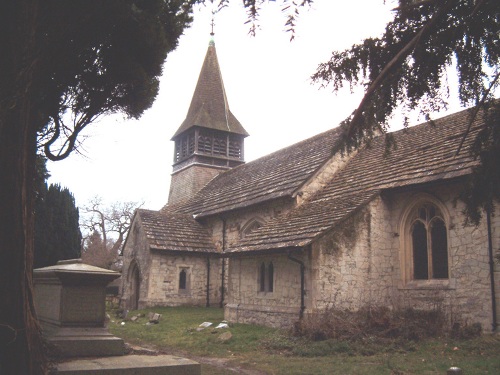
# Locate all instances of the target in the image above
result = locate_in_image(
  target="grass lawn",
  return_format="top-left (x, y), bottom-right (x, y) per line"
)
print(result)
top-left (108, 306), bottom-right (500, 374)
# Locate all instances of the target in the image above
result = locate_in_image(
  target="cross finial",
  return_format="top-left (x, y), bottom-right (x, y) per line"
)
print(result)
top-left (210, 11), bottom-right (215, 36)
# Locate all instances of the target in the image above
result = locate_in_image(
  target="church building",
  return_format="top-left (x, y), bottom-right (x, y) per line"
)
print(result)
top-left (121, 39), bottom-right (500, 331)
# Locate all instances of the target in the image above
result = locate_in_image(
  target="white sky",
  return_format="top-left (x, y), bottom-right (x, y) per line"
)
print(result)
top-left (47, 0), bottom-right (460, 210)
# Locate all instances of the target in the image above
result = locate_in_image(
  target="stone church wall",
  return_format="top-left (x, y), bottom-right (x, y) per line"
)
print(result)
top-left (206, 198), bottom-right (292, 251)
top-left (311, 183), bottom-right (498, 331)
top-left (145, 251), bottom-right (221, 307)
top-left (394, 186), bottom-right (498, 330)
top-left (121, 219), bottom-right (154, 309)
top-left (310, 204), bottom-right (392, 311)
top-left (168, 164), bottom-right (225, 205)
top-left (207, 198), bottom-right (302, 327)
top-left (121, 216), bottom-right (223, 309)
top-left (225, 253), bottom-right (306, 328)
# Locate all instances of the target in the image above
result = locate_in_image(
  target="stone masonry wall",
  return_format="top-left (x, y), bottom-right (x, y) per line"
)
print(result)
top-left (297, 150), bottom-right (357, 205)
top-left (145, 251), bottom-right (221, 307)
top-left (202, 198), bottom-right (304, 327)
top-left (122, 216), bottom-right (223, 309)
top-left (225, 253), bottom-right (307, 328)
top-left (121, 218), bottom-right (153, 309)
top-left (311, 183), bottom-right (499, 331)
top-left (168, 164), bottom-right (225, 206)
top-left (207, 198), bottom-right (292, 251)
top-left (311, 206), bottom-right (382, 310)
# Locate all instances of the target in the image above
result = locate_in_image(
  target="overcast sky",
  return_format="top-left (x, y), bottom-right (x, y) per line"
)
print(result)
top-left (47, 0), bottom-right (460, 210)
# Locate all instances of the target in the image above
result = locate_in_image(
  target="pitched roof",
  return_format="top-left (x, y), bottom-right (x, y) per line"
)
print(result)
top-left (229, 106), bottom-right (482, 253)
top-left (175, 126), bottom-right (345, 217)
top-left (138, 209), bottom-right (216, 253)
top-left (172, 40), bottom-right (248, 139)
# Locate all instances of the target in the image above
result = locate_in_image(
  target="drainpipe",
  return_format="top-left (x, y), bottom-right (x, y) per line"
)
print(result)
top-left (288, 250), bottom-right (305, 319)
top-left (206, 255), bottom-right (210, 307)
top-left (220, 219), bottom-right (226, 308)
top-left (486, 209), bottom-right (498, 332)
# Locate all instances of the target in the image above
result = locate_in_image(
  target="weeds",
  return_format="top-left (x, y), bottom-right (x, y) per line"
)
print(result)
top-left (293, 304), bottom-right (486, 344)
top-left (109, 306), bottom-right (500, 374)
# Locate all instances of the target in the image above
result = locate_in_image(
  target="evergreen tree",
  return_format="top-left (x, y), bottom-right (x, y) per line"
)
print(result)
top-left (310, 0), bottom-right (499, 222)
top-left (34, 183), bottom-right (82, 268)
top-left (0, 2), bottom-right (196, 373)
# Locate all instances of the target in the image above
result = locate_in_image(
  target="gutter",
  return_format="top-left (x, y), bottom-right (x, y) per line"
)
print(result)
top-left (486, 209), bottom-right (498, 332)
top-left (206, 255), bottom-right (210, 307)
top-left (288, 250), bottom-right (306, 319)
top-left (220, 218), bottom-right (226, 308)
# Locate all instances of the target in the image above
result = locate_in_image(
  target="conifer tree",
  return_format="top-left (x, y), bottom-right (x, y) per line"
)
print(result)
top-left (0, 1), bottom-right (196, 373)
top-left (309, 0), bottom-right (499, 222)
top-left (34, 183), bottom-right (82, 268)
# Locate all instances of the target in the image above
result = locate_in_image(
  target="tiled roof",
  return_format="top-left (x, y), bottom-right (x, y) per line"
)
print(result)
top-left (138, 209), bottom-right (216, 253)
top-left (229, 191), bottom-right (378, 253)
top-left (177, 126), bottom-right (345, 217)
top-left (228, 106), bottom-right (481, 253)
top-left (172, 41), bottom-right (248, 139)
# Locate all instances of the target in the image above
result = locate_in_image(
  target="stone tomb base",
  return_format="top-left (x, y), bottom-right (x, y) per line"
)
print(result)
top-left (56, 355), bottom-right (201, 375)
top-left (44, 327), bottom-right (125, 358)
top-left (33, 260), bottom-right (124, 357)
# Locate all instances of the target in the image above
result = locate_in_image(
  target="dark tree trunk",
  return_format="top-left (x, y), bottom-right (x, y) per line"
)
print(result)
top-left (0, 1), bottom-right (47, 373)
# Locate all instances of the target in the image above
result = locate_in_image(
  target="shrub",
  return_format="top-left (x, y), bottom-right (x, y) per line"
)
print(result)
top-left (293, 305), bottom-right (448, 342)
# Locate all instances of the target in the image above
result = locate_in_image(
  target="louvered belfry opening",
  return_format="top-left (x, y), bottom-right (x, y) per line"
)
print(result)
top-left (173, 127), bottom-right (245, 171)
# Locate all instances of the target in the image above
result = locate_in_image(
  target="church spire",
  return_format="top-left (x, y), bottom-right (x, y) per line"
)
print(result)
top-left (172, 39), bottom-right (248, 138)
top-left (168, 36), bottom-right (249, 205)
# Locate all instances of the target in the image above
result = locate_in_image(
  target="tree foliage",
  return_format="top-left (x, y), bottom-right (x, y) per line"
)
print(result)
top-left (0, 1), bottom-right (196, 373)
top-left (33, 0), bottom-right (196, 160)
top-left (309, 0), bottom-right (499, 222)
top-left (34, 182), bottom-right (82, 269)
top-left (215, 0), bottom-right (312, 38)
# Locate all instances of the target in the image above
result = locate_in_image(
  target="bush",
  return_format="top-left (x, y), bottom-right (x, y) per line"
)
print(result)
top-left (293, 305), bottom-right (448, 342)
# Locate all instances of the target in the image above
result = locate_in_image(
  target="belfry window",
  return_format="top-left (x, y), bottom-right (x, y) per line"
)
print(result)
top-left (228, 136), bottom-right (242, 159)
top-left (409, 203), bottom-right (449, 280)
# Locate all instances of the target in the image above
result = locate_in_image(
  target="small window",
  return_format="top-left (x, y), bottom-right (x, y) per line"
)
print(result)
top-left (178, 267), bottom-right (190, 293)
top-left (268, 262), bottom-right (274, 292)
top-left (179, 269), bottom-right (187, 290)
top-left (258, 261), bottom-right (274, 293)
top-left (408, 203), bottom-right (449, 280)
top-left (259, 262), bottom-right (266, 292)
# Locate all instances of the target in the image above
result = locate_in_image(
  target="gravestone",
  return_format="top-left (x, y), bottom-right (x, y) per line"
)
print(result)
top-left (35, 259), bottom-right (201, 374)
top-left (33, 259), bottom-right (124, 357)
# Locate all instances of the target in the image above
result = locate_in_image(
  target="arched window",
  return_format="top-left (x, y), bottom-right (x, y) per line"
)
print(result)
top-left (406, 201), bottom-right (449, 281)
top-left (178, 267), bottom-right (190, 293)
top-left (241, 218), bottom-right (265, 238)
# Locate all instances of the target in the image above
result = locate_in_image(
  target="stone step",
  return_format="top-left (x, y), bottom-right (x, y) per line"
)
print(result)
top-left (55, 354), bottom-right (201, 375)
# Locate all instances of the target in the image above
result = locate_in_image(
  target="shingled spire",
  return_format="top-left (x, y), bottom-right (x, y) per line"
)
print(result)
top-left (172, 39), bottom-right (248, 139)
top-left (168, 39), bottom-right (249, 206)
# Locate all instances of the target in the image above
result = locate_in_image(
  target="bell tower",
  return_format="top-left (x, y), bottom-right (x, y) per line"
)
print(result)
top-left (168, 38), bottom-right (248, 205)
